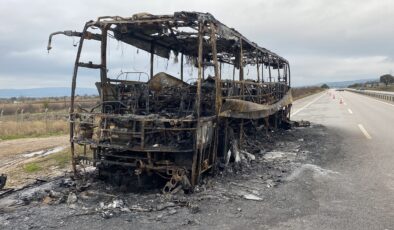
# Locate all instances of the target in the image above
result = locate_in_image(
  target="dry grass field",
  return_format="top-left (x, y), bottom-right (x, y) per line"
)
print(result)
top-left (0, 97), bottom-right (97, 140)
top-left (0, 120), bottom-right (68, 140)
top-left (0, 97), bottom-right (98, 115)
top-left (292, 86), bottom-right (325, 100)
top-left (367, 85), bottom-right (394, 92)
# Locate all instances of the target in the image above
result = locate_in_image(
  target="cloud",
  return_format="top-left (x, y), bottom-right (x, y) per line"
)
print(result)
top-left (290, 55), bottom-right (394, 86)
top-left (0, 0), bottom-right (393, 88)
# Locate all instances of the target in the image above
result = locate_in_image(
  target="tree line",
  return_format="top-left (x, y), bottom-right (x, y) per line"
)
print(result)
top-left (348, 74), bottom-right (394, 88)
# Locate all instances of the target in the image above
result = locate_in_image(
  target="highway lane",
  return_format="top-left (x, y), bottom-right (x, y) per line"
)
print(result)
top-left (285, 90), bottom-right (394, 229)
top-left (290, 91), bottom-right (327, 117)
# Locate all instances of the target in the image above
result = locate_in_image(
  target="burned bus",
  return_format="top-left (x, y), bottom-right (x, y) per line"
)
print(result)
top-left (48, 12), bottom-right (292, 192)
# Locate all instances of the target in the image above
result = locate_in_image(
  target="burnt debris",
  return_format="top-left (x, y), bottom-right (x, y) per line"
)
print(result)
top-left (0, 174), bottom-right (7, 190)
top-left (48, 11), bottom-right (292, 193)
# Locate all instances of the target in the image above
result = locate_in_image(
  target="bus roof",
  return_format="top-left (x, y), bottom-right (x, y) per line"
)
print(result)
top-left (88, 11), bottom-right (288, 69)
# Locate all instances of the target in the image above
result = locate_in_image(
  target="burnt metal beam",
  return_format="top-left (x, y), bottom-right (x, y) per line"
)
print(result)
top-left (261, 56), bottom-right (264, 82)
top-left (211, 24), bottom-right (221, 115)
top-left (47, 30), bottom-right (102, 52)
top-left (191, 22), bottom-right (204, 186)
top-left (288, 63), bottom-right (291, 86)
top-left (70, 23), bottom-right (91, 176)
top-left (268, 58), bottom-right (272, 82)
top-left (77, 62), bottom-right (102, 69)
top-left (150, 43), bottom-right (154, 79)
top-left (100, 28), bottom-right (108, 83)
top-left (277, 59), bottom-right (281, 82)
top-left (180, 53), bottom-right (184, 81)
top-left (256, 54), bottom-right (260, 83)
top-left (239, 39), bottom-right (244, 81)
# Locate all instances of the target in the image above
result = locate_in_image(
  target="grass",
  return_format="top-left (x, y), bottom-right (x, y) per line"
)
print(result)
top-left (292, 87), bottom-right (325, 100)
top-left (4, 146), bottom-right (89, 188)
top-left (0, 131), bottom-right (66, 141)
top-left (0, 120), bottom-right (68, 140)
top-left (31, 149), bottom-right (71, 169)
top-left (47, 149), bottom-right (71, 168)
top-left (0, 97), bottom-right (98, 115)
top-left (349, 84), bottom-right (394, 92)
top-left (367, 85), bottom-right (394, 92)
top-left (23, 162), bottom-right (42, 173)
top-left (4, 148), bottom-right (72, 188)
top-left (22, 149), bottom-right (71, 173)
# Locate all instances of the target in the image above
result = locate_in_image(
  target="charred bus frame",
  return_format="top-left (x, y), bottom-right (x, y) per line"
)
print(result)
top-left (48, 12), bottom-right (292, 192)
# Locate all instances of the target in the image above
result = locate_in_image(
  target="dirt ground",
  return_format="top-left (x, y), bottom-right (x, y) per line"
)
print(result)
top-left (0, 123), bottom-right (339, 230)
top-left (0, 135), bottom-right (68, 167)
top-left (0, 135), bottom-right (69, 188)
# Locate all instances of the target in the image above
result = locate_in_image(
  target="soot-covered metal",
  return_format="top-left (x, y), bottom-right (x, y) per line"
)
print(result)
top-left (48, 11), bottom-right (292, 193)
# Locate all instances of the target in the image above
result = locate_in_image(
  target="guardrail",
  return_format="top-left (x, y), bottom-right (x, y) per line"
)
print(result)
top-left (346, 88), bottom-right (394, 102)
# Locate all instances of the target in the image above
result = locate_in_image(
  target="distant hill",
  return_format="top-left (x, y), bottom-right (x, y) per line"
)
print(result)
top-left (0, 87), bottom-right (98, 98)
top-left (322, 78), bottom-right (378, 88)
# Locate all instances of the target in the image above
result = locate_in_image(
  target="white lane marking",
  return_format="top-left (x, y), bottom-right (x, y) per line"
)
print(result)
top-left (348, 109), bottom-right (353, 114)
top-left (358, 124), bottom-right (372, 139)
top-left (291, 93), bottom-right (325, 116)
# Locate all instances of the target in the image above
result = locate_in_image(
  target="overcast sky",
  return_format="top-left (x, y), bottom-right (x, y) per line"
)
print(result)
top-left (0, 0), bottom-right (393, 89)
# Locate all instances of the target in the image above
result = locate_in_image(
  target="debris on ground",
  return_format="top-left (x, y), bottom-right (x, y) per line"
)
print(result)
top-left (263, 151), bottom-right (297, 161)
top-left (0, 174), bottom-right (7, 189)
top-left (225, 140), bottom-right (257, 167)
top-left (242, 193), bottom-right (263, 201)
top-left (66, 192), bottom-right (77, 206)
top-left (292, 120), bottom-right (311, 127)
top-left (286, 163), bottom-right (339, 181)
top-left (0, 124), bottom-right (336, 230)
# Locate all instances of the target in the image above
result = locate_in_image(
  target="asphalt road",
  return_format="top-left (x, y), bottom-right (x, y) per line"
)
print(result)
top-left (289, 90), bottom-right (394, 229)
